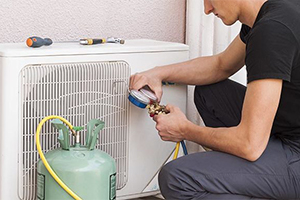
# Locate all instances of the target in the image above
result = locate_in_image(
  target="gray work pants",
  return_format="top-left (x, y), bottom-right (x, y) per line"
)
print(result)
top-left (158, 79), bottom-right (300, 199)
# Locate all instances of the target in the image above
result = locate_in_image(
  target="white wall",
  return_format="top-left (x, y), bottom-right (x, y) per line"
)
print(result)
top-left (0, 0), bottom-right (186, 43)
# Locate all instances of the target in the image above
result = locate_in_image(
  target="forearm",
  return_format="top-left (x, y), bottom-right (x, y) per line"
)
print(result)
top-left (153, 55), bottom-right (230, 85)
top-left (184, 122), bottom-right (256, 161)
top-left (153, 36), bottom-right (245, 85)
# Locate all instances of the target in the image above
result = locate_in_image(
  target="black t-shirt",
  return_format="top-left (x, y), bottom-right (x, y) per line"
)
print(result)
top-left (240, 0), bottom-right (300, 149)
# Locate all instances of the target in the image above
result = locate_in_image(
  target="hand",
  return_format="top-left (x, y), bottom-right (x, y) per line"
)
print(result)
top-left (129, 68), bottom-right (163, 102)
top-left (153, 104), bottom-right (190, 142)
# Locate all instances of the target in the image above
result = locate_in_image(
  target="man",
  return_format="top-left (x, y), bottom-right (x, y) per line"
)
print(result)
top-left (130, 0), bottom-right (300, 199)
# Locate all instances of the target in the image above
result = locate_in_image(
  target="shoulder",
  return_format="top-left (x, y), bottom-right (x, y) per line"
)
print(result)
top-left (251, 0), bottom-right (300, 42)
top-left (248, 19), bottom-right (298, 47)
top-left (245, 19), bottom-right (298, 83)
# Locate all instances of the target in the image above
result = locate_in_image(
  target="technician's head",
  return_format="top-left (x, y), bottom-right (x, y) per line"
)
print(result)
top-left (203, 0), bottom-right (241, 25)
top-left (203, 0), bottom-right (268, 27)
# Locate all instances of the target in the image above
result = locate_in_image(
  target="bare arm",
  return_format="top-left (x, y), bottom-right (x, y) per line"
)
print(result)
top-left (159, 35), bottom-right (246, 85)
top-left (154, 79), bottom-right (282, 161)
top-left (130, 35), bottom-right (246, 101)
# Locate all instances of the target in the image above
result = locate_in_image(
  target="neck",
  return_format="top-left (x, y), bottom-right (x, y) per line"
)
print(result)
top-left (239, 0), bottom-right (267, 27)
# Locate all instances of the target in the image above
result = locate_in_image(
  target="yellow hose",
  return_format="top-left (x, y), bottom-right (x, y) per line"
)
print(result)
top-left (35, 115), bottom-right (82, 200)
top-left (173, 142), bottom-right (180, 160)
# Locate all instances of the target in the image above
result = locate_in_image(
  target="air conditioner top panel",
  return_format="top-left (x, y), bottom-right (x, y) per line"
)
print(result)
top-left (0, 39), bottom-right (188, 57)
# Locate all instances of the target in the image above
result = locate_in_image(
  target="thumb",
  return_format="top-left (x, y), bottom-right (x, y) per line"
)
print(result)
top-left (165, 104), bottom-right (176, 113)
top-left (154, 89), bottom-right (163, 102)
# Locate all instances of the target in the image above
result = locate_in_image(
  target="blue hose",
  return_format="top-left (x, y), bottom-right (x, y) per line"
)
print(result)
top-left (180, 140), bottom-right (188, 155)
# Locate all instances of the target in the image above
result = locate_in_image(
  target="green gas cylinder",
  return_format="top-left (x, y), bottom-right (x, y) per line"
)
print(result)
top-left (37, 119), bottom-right (116, 200)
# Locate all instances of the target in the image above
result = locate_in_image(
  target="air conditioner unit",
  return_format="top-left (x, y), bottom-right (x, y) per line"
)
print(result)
top-left (0, 39), bottom-right (189, 200)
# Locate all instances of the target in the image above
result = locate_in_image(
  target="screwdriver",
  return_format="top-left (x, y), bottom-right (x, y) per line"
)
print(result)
top-left (79, 37), bottom-right (125, 45)
top-left (79, 38), bottom-right (106, 45)
top-left (26, 36), bottom-right (53, 48)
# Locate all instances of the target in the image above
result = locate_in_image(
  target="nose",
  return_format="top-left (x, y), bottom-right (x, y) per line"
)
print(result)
top-left (204, 0), bottom-right (214, 15)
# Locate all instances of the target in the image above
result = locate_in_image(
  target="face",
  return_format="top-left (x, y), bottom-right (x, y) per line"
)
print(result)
top-left (204, 0), bottom-right (239, 26)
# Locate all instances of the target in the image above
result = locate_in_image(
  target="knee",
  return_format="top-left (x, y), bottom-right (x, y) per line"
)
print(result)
top-left (159, 160), bottom-right (205, 200)
top-left (158, 161), bottom-right (182, 199)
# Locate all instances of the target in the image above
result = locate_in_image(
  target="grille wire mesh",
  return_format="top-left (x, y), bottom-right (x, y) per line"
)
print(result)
top-left (19, 61), bottom-right (130, 200)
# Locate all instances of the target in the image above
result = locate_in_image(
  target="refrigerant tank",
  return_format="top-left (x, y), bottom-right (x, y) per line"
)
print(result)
top-left (37, 118), bottom-right (116, 200)
top-left (37, 148), bottom-right (116, 200)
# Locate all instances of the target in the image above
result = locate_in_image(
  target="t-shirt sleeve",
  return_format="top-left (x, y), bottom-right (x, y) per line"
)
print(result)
top-left (245, 20), bottom-right (298, 83)
top-left (240, 24), bottom-right (251, 44)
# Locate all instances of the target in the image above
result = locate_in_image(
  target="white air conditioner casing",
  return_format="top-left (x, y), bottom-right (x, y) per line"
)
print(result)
top-left (0, 39), bottom-right (189, 200)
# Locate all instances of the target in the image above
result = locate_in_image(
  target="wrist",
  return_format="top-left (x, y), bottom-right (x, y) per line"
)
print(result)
top-left (181, 119), bottom-right (193, 141)
top-left (152, 66), bottom-right (168, 82)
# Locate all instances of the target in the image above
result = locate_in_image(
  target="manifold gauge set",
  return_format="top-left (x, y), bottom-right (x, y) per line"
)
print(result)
top-left (128, 87), bottom-right (169, 117)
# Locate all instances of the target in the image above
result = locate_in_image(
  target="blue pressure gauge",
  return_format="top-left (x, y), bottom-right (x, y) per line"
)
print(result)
top-left (128, 88), bottom-right (157, 108)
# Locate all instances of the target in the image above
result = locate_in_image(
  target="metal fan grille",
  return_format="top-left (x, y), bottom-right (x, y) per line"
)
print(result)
top-left (19, 61), bottom-right (130, 200)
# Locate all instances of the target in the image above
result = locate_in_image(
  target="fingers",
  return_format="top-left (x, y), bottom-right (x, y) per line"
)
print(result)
top-left (158, 133), bottom-right (181, 142)
top-left (152, 106), bottom-right (185, 142)
top-left (160, 136), bottom-right (168, 141)
top-left (165, 104), bottom-right (173, 112)
top-left (129, 73), bottom-right (140, 89)
top-left (153, 115), bottom-right (172, 141)
top-left (129, 72), bottom-right (163, 101)
top-left (153, 114), bottom-right (164, 130)
top-left (152, 114), bottom-right (160, 122)
top-left (154, 88), bottom-right (163, 102)
top-left (129, 73), bottom-right (147, 91)
top-left (129, 74), bottom-right (135, 90)
top-left (165, 104), bottom-right (179, 113)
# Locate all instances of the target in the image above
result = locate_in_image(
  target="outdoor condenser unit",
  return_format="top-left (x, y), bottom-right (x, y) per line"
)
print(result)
top-left (0, 39), bottom-right (189, 200)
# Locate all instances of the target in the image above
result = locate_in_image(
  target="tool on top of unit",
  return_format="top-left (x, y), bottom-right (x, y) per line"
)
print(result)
top-left (26, 36), bottom-right (125, 47)
top-left (128, 85), bottom-right (188, 158)
top-left (80, 37), bottom-right (125, 45)
top-left (79, 38), bottom-right (106, 45)
top-left (106, 37), bottom-right (125, 44)
top-left (26, 36), bottom-right (53, 48)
